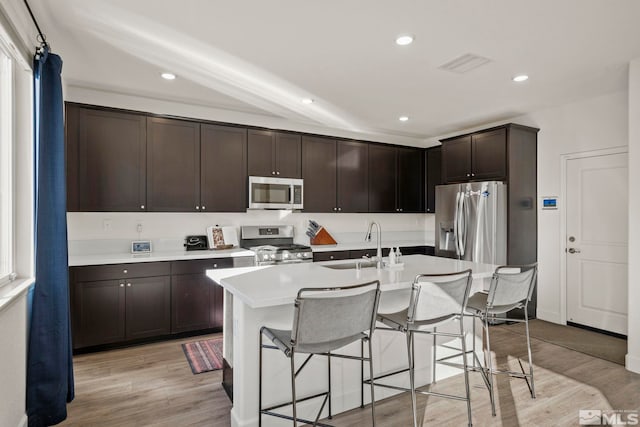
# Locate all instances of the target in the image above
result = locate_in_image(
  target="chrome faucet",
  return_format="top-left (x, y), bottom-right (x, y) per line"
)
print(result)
top-left (365, 221), bottom-right (382, 270)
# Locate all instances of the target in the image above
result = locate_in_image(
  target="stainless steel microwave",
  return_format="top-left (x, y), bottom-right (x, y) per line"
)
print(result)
top-left (248, 176), bottom-right (303, 210)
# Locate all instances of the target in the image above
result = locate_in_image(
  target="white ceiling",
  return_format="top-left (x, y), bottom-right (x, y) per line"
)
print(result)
top-left (29, 0), bottom-right (640, 143)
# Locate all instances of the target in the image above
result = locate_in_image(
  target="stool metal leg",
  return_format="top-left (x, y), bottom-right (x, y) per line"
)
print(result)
top-left (360, 338), bottom-right (364, 408)
top-left (290, 351), bottom-right (298, 427)
top-left (328, 351), bottom-right (333, 419)
top-left (367, 337), bottom-right (377, 426)
top-left (259, 332), bottom-right (263, 427)
top-left (524, 308), bottom-right (536, 399)
top-left (483, 317), bottom-right (496, 416)
top-left (432, 327), bottom-right (437, 383)
top-left (460, 320), bottom-right (473, 426)
top-left (406, 331), bottom-right (418, 427)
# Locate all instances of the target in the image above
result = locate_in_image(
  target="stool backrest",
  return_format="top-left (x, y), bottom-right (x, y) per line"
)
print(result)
top-left (291, 280), bottom-right (381, 350)
top-left (407, 270), bottom-right (473, 324)
top-left (487, 263), bottom-right (538, 308)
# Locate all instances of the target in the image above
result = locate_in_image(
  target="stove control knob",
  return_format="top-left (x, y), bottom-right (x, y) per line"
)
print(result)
top-left (303, 252), bottom-right (310, 258)
top-left (262, 254), bottom-right (269, 260)
top-left (283, 253), bottom-right (289, 258)
top-left (270, 254), bottom-right (276, 259)
top-left (296, 253), bottom-right (302, 258)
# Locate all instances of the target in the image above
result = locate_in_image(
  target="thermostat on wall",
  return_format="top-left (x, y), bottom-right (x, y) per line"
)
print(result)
top-left (541, 196), bottom-right (558, 210)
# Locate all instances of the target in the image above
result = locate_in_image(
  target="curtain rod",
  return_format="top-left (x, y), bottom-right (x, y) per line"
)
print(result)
top-left (23, 0), bottom-right (48, 50)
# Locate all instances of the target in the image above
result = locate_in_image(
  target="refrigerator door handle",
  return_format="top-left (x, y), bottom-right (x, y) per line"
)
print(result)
top-left (454, 191), bottom-right (461, 256)
top-left (459, 192), bottom-right (466, 257)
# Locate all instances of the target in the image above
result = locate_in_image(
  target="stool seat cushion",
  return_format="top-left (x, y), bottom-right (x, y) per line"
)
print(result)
top-left (262, 326), bottom-right (367, 356)
top-left (465, 291), bottom-right (523, 316)
top-left (377, 309), bottom-right (457, 331)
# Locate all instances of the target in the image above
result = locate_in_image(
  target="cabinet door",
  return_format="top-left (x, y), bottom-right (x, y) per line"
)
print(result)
top-left (472, 128), bottom-right (507, 180)
top-left (210, 282), bottom-right (224, 329)
top-left (201, 125), bottom-right (247, 212)
top-left (171, 273), bottom-right (211, 333)
top-left (73, 107), bottom-right (147, 212)
top-left (275, 133), bottom-right (302, 178)
top-left (147, 117), bottom-right (200, 211)
top-left (368, 145), bottom-right (396, 212)
top-left (72, 279), bottom-right (126, 348)
top-left (302, 136), bottom-right (337, 212)
top-left (247, 129), bottom-right (274, 177)
top-left (125, 276), bottom-right (171, 340)
top-left (337, 140), bottom-right (369, 212)
top-left (397, 147), bottom-right (423, 212)
top-left (312, 250), bottom-right (351, 262)
top-left (425, 146), bottom-right (442, 213)
top-left (442, 135), bottom-right (472, 183)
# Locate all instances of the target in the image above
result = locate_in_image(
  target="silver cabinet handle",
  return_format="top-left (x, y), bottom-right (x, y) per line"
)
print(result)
top-left (471, 173), bottom-right (475, 177)
top-left (272, 171), bottom-right (276, 175)
top-left (195, 206), bottom-right (200, 210)
top-left (329, 255), bottom-right (334, 259)
top-left (126, 283), bottom-right (131, 287)
top-left (213, 264), bottom-right (218, 268)
top-left (119, 283), bottom-right (124, 288)
top-left (568, 248), bottom-right (581, 254)
top-left (333, 207), bottom-right (337, 211)
top-left (123, 269), bottom-right (128, 274)
top-left (201, 206), bottom-right (206, 210)
top-left (466, 173), bottom-right (471, 177)
top-left (276, 171), bottom-right (280, 175)
top-left (140, 205), bottom-right (145, 210)
top-left (338, 207), bottom-right (341, 211)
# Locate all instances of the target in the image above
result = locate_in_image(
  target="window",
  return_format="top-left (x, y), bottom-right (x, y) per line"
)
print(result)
top-left (0, 37), bottom-right (14, 285)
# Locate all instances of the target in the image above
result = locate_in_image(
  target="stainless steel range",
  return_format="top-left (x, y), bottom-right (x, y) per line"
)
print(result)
top-left (240, 225), bottom-right (312, 266)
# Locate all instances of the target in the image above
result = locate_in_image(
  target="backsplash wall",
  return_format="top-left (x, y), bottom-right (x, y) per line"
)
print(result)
top-left (68, 211), bottom-right (435, 248)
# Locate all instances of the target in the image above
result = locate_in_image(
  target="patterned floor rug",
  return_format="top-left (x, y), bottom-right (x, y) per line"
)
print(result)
top-left (181, 338), bottom-right (224, 374)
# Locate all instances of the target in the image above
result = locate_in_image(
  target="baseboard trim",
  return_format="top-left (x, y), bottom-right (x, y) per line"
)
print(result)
top-left (19, 414), bottom-right (27, 427)
top-left (626, 353), bottom-right (640, 374)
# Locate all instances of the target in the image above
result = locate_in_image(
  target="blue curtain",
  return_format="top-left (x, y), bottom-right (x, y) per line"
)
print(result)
top-left (26, 46), bottom-right (74, 426)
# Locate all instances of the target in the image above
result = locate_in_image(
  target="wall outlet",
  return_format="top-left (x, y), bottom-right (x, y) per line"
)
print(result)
top-left (136, 223), bottom-right (143, 234)
top-left (102, 219), bottom-right (112, 232)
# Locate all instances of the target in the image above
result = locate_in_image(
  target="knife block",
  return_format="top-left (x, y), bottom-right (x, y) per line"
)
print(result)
top-left (310, 227), bottom-right (337, 245)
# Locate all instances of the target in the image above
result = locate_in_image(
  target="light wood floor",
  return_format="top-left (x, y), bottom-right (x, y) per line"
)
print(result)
top-left (61, 328), bottom-right (640, 426)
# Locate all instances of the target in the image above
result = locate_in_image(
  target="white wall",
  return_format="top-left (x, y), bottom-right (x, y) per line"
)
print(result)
top-left (627, 58), bottom-right (640, 373)
top-left (0, 295), bottom-right (28, 427)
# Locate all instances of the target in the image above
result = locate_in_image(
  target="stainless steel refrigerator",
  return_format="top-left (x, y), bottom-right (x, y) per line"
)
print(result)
top-left (435, 181), bottom-right (507, 265)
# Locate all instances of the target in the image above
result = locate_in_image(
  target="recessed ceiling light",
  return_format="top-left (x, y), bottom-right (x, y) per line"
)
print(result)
top-left (513, 74), bottom-right (529, 82)
top-left (301, 98), bottom-right (314, 104)
top-left (399, 116), bottom-right (409, 122)
top-left (161, 72), bottom-right (176, 80)
top-left (395, 35), bottom-right (414, 46)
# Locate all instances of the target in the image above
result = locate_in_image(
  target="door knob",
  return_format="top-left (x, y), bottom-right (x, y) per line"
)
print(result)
top-left (568, 248), bottom-right (581, 254)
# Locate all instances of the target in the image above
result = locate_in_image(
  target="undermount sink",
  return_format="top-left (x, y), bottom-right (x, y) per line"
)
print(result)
top-left (322, 260), bottom-right (378, 270)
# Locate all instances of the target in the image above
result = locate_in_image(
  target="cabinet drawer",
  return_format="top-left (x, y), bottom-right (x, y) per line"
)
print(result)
top-left (72, 262), bottom-right (171, 282)
top-left (171, 256), bottom-right (254, 275)
top-left (350, 248), bottom-right (391, 259)
top-left (313, 251), bottom-right (350, 262)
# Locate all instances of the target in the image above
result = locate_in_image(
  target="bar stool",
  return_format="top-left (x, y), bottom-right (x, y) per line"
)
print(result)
top-left (367, 270), bottom-right (474, 427)
top-left (465, 263), bottom-right (538, 416)
top-left (259, 280), bottom-right (381, 427)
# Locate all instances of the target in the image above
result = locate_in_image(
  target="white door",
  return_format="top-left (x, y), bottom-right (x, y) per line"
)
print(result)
top-left (566, 152), bottom-right (628, 335)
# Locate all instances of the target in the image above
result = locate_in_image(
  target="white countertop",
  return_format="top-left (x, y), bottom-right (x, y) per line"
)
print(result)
top-left (310, 239), bottom-right (435, 252)
top-left (68, 248), bottom-right (255, 266)
top-left (208, 254), bottom-right (497, 309)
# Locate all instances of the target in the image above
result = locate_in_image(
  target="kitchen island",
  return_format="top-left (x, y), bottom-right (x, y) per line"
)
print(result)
top-left (207, 254), bottom-right (498, 427)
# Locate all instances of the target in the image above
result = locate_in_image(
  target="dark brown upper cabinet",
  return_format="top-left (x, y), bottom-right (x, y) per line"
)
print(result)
top-left (146, 117), bottom-right (201, 212)
top-left (302, 137), bottom-right (368, 213)
top-left (302, 136), bottom-right (337, 212)
top-left (397, 146), bottom-right (424, 212)
top-left (424, 146), bottom-right (442, 213)
top-left (337, 140), bottom-right (369, 212)
top-left (247, 130), bottom-right (301, 178)
top-left (368, 145), bottom-right (397, 212)
top-left (441, 127), bottom-right (506, 183)
top-left (200, 125), bottom-right (247, 212)
top-left (66, 105), bottom-right (147, 211)
top-left (368, 145), bottom-right (422, 213)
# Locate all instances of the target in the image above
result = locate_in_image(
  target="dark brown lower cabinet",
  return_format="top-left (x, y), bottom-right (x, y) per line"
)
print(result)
top-left (72, 279), bottom-right (126, 348)
top-left (125, 276), bottom-right (171, 340)
top-left (313, 246), bottom-right (435, 262)
top-left (70, 257), bottom-right (253, 351)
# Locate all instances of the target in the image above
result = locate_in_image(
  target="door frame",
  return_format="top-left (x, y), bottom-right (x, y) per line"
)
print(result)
top-left (559, 146), bottom-right (628, 325)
